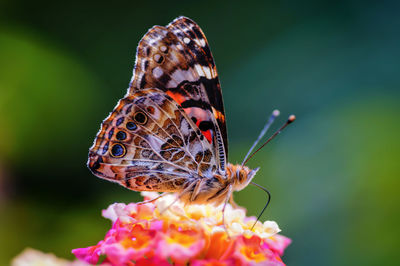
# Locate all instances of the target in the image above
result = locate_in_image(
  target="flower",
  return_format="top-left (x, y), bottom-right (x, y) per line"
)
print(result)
top-left (72, 192), bottom-right (291, 265)
top-left (12, 248), bottom-right (89, 266)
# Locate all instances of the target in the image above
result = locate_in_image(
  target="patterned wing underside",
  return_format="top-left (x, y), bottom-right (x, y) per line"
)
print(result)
top-left (127, 16), bottom-right (228, 173)
top-left (88, 89), bottom-right (217, 192)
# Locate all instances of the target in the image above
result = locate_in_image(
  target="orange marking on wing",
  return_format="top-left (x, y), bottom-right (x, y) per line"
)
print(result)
top-left (166, 91), bottom-right (186, 105)
top-left (213, 109), bottom-right (225, 123)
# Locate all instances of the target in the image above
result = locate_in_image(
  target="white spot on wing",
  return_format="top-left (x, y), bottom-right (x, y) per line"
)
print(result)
top-left (190, 142), bottom-right (203, 156)
top-left (194, 64), bottom-right (212, 79)
top-left (152, 67), bottom-right (163, 78)
top-left (171, 69), bottom-right (197, 83)
top-left (167, 79), bottom-right (178, 88)
top-left (194, 64), bottom-right (204, 77)
top-left (180, 119), bottom-right (190, 136)
top-left (183, 37), bottom-right (190, 44)
top-left (141, 60), bottom-right (147, 71)
top-left (202, 66), bottom-right (212, 79)
top-left (160, 45), bottom-right (167, 52)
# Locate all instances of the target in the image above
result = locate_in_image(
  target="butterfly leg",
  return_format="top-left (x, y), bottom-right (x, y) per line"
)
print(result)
top-left (137, 192), bottom-right (168, 205)
top-left (229, 194), bottom-right (240, 209)
top-left (190, 178), bottom-right (206, 202)
top-left (229, 194), bottom-right (247, 213)
top-left (222, 185), bottom-right (233, 238)
top-left (160, 181), bottom-right (197, 214)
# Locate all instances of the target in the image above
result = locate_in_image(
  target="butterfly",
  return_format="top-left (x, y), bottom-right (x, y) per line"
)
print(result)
top-left (88, 16), bottom-right (294, 211)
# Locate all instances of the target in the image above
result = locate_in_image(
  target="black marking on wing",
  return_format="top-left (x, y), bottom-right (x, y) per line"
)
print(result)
top-left (181, 99), bottom-right (211, 110)
top-left (198, 121), bottom-right (214, 131)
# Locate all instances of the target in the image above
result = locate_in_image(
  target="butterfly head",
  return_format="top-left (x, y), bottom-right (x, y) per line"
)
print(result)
top-left (226, 163), bottom-right (260, 192)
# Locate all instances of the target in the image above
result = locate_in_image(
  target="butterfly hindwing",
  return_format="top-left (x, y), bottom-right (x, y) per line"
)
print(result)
top-left (128, 16), bottom-right (228, 173)
top-left (88, 88), bottom-right (218, 192)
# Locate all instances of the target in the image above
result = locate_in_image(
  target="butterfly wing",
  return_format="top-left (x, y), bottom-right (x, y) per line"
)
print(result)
top-left (128, 16), bottom-right (228, 173)
top-left (88, 88), bottom-right (218, 192)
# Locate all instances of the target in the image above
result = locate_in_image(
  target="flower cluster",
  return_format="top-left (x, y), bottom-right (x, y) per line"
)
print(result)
top-left (72, 192), bottom-right (290, 265)
top-left (12, 248), bottom-right (89, 266)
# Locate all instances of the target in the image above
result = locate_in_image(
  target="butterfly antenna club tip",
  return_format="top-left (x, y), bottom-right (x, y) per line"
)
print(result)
top-left (242, 113), bottom-right (297, 166)
top-left (272, 109), bottom-right (280, 117)
top-left (288, 114), bottom-right (296, 123)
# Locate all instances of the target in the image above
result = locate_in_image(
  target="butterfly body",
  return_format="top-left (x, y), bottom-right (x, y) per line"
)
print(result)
top-left (88, 17), bottom-right (259, 206)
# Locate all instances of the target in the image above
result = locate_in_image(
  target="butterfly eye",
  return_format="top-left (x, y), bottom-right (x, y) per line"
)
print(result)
top-left (134, 111), bottom-right (147, 125)
top-left (116, 131), bottom-right (127, 140)
top-left (237, 169), bottom-right (246, 183)
top-left (126, 122), bottom-right (137, 131)
top-left (110, 143), bottom-right (126, 158)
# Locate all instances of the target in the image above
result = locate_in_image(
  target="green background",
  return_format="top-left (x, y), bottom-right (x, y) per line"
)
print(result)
top-left (0, 0), bottom-right (399, 265)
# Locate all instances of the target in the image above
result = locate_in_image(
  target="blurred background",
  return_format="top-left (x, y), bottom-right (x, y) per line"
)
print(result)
top-left (0, 0), bottom-right (399, 265)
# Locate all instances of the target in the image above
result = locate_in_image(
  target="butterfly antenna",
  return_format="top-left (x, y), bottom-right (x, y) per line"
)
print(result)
top-left (250, 181), bottom-right (271, 230)
top-left (242, 115), bottom-right (296, 166)
top-left (241, 110), bottom-right (280, 165)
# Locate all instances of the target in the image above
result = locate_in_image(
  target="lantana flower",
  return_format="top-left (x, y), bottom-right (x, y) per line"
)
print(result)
top-left (72, 192), bottom-right (291, 265)
top-left (11, 248), bottom-right (89, 266)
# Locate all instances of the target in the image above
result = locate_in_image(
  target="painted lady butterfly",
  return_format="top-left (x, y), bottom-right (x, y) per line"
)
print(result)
top-left (88, 17), bottom-right (294, 212)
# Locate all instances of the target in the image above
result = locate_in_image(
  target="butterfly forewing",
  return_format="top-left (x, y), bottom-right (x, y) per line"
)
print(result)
top-left (128, 17), bottom-right (228, 173)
